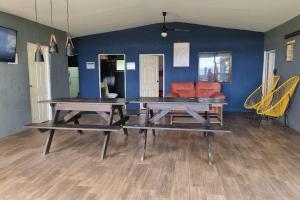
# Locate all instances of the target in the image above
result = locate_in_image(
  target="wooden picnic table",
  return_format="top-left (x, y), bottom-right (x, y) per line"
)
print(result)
top-left (125, 97), bottom-right (230, 165)
top-left (25, 97), bottom-right (230, 164)
top-left (25, 98), bottom-right (129, 159)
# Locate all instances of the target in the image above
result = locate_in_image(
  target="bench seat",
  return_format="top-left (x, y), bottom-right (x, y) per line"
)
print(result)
top-left (25, 121), bottom-right (122, 160)
top-left (124, 122), bottom-right (230, 165)
top-left (124, 123), bottom-right (230, 133)
top-left (25, 122), bottom-right (121, 132)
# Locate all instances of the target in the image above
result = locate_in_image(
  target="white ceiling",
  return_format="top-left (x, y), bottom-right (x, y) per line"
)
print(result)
top-left (0, 0), bottom-right (299, 37)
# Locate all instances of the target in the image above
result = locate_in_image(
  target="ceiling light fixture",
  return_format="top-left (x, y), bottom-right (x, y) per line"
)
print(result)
top-left (49, 0), bottom-right (58, 54)
top-left (161, 12), bottom-right (168, 38)
top-left (34, 0), bottom-right (44, 62)
top-left (65, 0), bottom-right (75, 56)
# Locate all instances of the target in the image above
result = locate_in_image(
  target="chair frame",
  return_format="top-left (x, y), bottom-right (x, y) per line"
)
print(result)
top-left (256, 76), bottom-right (300, 127)
top-left (244, 75), bottom-right (280, 110)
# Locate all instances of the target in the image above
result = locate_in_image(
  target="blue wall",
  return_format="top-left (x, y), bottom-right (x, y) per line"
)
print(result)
top-left (75, 22), bottom-right (264, 111)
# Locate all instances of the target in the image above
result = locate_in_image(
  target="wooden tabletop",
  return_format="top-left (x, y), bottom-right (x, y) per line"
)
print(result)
top-left (50, 98), bottom-right (127, 105)
top-left (45, 97), bottom-right (226, 105)
top-left (128, 97), bottom-right (227, 105)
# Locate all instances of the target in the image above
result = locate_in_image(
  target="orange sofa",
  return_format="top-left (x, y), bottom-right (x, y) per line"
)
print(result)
top-left (167, 81), bottom-right (225, 125)
top-left (167, 82), bottom-right (225, 99)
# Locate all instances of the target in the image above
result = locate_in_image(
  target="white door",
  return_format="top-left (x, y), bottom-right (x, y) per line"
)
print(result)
top-left (69, 67), bottom-right (79, 97)
top-left (27, 43), bottom-right (51, 123)
top-left (262, 50), bottom-right (276, 95)
top-left (139, 55), bottom-right (159, 97)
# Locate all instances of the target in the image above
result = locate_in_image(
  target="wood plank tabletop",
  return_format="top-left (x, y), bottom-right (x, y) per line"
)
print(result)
top-left (128, 97), bottom-right (227, 104)
top-left (49, 98), bottom-right (127, 105)
top-left (40, 97), bottom-right (226, 105)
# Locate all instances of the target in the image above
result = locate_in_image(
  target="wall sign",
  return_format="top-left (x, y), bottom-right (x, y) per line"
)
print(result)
top-left (286, 40), bottom-right (296, 62)
top-left (86, 62), bottom-right (95, 69)
top-left (126, 62), bottom-right (135, 70)
top-left (173, 42), bottom-right (190, 67)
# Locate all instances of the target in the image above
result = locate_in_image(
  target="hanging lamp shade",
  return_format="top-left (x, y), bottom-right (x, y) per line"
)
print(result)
top-left (49, 0), bottom-right (58, 54)
top-left (66, 36), bottom-right (75, 56)
top-left (34, 0), bottom-right (44, 62)
top-left (49, 34), bottom-right (59, 54)
top-left (161, 26), bottom-right (168, 38)
top-left (65, 0), bottom-right (76, 57)
top-left (35, 43), bottom-right (44, 62)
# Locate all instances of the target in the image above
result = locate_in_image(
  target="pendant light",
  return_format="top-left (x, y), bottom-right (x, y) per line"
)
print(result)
top-left (34, 0), bottom-right (44, 62)
top-left (65, 0), bottom-right (75, 56)
top-left (49, 0), bottom-right (58, 54)
top-left (161, 12), bottom-right (168, 38)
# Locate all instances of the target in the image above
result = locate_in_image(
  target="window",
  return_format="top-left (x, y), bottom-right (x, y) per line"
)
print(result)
top-left (198, 52), bottom-right (232, 82)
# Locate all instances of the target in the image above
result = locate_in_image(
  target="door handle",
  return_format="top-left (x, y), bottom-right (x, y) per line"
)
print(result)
top-left (29, 84), bottom-right (33, 87)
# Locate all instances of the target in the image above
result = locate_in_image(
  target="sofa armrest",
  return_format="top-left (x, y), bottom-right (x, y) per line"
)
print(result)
top-left (166, 92), bottom-right (179, 97)
top-left (211, 92), bottom-right (225, 99)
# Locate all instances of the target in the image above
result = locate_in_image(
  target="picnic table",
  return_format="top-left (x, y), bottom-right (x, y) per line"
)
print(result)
top-left (25, 98), bottom-right (129, 159)
top-left (25, 97), bottom-right (230, 164)
top-left (125, 97), bottom-right (230, 165)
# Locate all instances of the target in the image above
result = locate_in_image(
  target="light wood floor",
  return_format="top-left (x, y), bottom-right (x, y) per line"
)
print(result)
top-left (1, 113), bottom-right (300, 200)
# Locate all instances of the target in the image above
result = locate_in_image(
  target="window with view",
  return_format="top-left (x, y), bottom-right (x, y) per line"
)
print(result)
top-left (198, 52), bottom-right (232, 83)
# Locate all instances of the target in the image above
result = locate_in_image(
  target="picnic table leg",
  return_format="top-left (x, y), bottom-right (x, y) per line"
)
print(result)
top-left (203, 111), bottom-right (210, 137)
top-left (207, 132), bottom-right (214, 165)
top-left (117, 106), bottom-right (128, 136)
top-left (139, 103), bottom-right (148, 135)
top-left (99, 107), bottom-right (115, 160)
top-left (149, 109), bottom-right (156, 137)
top-left (63, 111), bottom-right (83, 135)
top-left (141, 129), bottom-right (147, 161)
top-left (108, 107), bottom-right (114, 125)
top-left (43, 130), bottom-right (55, 156)
top-left (74, 116), bottom-right (83, 135)
top-left (43, 109), bottom-right (60, 156)
top-left (101, 131), bottom-right (111, 160)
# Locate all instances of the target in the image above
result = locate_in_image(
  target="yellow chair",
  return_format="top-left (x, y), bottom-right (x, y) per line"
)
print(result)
top-left (256, 76), bottom-right (300, 125)
top-left (244, 75), bottom-right (280, 110)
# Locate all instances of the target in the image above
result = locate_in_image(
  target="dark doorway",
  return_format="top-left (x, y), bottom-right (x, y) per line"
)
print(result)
top-left (99, 54), bottom-right (125, 98)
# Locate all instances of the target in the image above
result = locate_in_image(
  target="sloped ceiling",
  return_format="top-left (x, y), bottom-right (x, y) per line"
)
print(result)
top-left (0, 0), bottom-right (299, 36)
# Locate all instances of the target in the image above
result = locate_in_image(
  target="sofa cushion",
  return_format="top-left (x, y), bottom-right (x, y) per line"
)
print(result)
top-left (195, 82), bottom-right (223, 98)
top-left (169, 82), bottom-right (195, 98)
top-left (176, 90), bottom-right (195, 98)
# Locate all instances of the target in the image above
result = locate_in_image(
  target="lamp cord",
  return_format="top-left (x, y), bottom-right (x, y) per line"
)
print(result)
top-left (66, 0), bottom-right (70, 36)
top-left (35, 0), bottom-right (38, 23)
top-left (50, 0), bottom-right (55, 34)
top-left (35, 0), bottom-right (39, 43)
top-left (50, 0), bottom-right (53, 27)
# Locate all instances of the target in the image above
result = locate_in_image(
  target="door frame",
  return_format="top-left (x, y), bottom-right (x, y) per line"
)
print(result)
top-left (139, 54), bottom-right (165, 97)
top-left (27, 42), bottom-right (52, 121)
top-left (263, 49), bottom-right (276, 81)
top-left (98, 54), bottom-right (126, 98)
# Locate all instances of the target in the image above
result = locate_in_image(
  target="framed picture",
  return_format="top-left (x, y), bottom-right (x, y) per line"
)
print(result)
top-left (286, 40), bottom-right (295, 62)
top-left (173, 42), bottom-right (190, 67)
